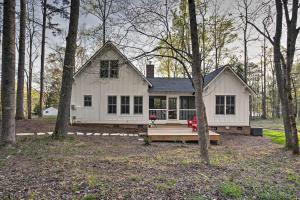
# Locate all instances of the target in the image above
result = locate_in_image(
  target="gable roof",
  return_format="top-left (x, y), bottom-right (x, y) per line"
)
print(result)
top-left (73, 41), bottom-right (152, 86)
top-left (148, 65), bottom-right (255, 94)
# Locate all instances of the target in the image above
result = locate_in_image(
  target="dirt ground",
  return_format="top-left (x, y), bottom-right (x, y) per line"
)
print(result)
top-left (0, 131), bottom-right (299, 199)
top-left (15, 119), bottom-right (146, 134)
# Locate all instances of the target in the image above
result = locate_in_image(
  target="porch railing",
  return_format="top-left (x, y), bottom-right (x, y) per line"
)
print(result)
top-left (179, 109), bottom-right (196, 120)
top-left (149, 109), bottom-right (167, 120)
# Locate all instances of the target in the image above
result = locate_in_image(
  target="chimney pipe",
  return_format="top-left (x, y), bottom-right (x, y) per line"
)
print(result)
top-left (146, 64), bottom-right (154, 78)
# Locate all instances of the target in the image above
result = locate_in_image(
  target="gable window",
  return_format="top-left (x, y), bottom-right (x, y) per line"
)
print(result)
top-left (108, 96), bottom-right (117, 114)
top-left (134, 96), bottom-right (143, 114)
top-left (121, 96), bottom-right (130, 114)
top-left (100, 60), bottom-right (119, 78)
top-left (84, 95), bottom-right (92, 107)
top-left (215, 95), bottom-right (235, 115)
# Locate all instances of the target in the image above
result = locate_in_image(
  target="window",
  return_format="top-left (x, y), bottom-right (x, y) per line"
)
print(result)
top-left (180, 96), bottom-right (195, 109)
top-left (215, 95), bottom-right (235, 115)
top-left (84, 95), bottom-right (92, 107)
top-left (121, 96), bottom-right (130, 114)
top-left (149, 96), bottom-right (166, 109)
top-left (100, 60), bottom-right (109, 78)
top-left (149, 96), bottom-right (167, 120)
top-left (216, 96), bottom-right (225, 114)
top-left (134, 96), bottom-right (143, 114)
top-left (108, 96), bottom-right (117, 114)
top-left (100, 60), bottom-right (119, 78)
top-left (226, 96), bottom-right (235, 114)
top-left (110, 60), bottom-right (119, 78)
top-left (179, 96), bottom-right (196, 120)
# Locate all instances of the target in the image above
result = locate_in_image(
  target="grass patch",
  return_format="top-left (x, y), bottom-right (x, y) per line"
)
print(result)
top-left (263, 130), bottom-right (300, 146)
top-left (82, 195), bottom-right (97, 200)
top-left (219, 181), bottom-right (242, 199)
top-left (254, 185), bottom-right (295, 200)
top-left (153, 177), bottom-right (177, 191)
top-left (129, 175), bottom-right (143, 182)
top-left (286, 170), bottom-right (300, 186)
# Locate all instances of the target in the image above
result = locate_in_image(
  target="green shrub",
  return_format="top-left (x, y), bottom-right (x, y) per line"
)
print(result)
top-left (219, 181), bottom-right (242, 199)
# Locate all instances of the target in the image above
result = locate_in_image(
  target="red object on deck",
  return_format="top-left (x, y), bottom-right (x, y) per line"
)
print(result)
top-left (149, 115), bottom-right (157, 120)
top-left (187, 115), bottom-right (197, 128)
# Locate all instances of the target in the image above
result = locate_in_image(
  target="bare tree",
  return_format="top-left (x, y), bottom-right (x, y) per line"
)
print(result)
top-left (1, 0), bottom-right (16, 145)
top-left (248, 0), bottom-right (299, 154)
top-left (188, 0), bottom-right (210, 164)
top-left (16, 0), bottom-right (27, 120)
top-left (53, 0), bottom-right (80, 139)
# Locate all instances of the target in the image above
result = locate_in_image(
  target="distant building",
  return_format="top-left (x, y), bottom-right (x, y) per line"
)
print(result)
top-left (43, 107), bottom-right (58, 116)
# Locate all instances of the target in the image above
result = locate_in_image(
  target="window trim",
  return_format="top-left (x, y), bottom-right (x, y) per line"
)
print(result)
top-left (121, 96), bottom-right (130, 115)
top-left (100, 60), bottom-right (119, 78)
top-left (84, 95), bottom-right (92, 107)
top-left (134, 96), bottom-right (143, 115)
top-left (215, 95), bottom-right (235, 115)
top-left (107, 96), bottom-right (117, 114)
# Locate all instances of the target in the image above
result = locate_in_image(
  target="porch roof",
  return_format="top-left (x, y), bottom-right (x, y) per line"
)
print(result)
top-left (148, 66), bottom-right (225, 93)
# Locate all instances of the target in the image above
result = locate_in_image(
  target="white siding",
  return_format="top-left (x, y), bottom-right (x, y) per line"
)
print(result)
top-left (71, 46), bottom-right (149, 124)
top-left (203, 69), bottom-right (250, 126)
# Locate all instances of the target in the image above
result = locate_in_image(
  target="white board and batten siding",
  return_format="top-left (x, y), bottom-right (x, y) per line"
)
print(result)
top-left (204, 69), bottom-right (250, 127)
top-left (71, 46), bottom-right (149, 124)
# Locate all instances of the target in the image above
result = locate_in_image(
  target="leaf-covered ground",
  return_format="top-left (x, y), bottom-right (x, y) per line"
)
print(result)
top-left (0, 133), bottom-right (299, 200)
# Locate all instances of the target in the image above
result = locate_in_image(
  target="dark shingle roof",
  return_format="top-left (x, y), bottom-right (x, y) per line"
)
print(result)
top-left (148, 66), bottom-right (226, 93)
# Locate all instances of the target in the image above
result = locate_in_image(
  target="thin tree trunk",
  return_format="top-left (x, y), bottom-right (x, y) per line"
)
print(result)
top-left (39, 0), bottom-right (47, 117)
top-left (27, 36), bottom-right (33, 119)
top-left (188, 0), bottom-right (209, 165)
top-left (1, 0), bottom-right (16, 145)
top-left (262, 36), bottom-right (267, 119)
top-left (102, 0), bottom-right (106, 44)
top-left (16, 0), bottom-right (26, 120)
top-left (53, 0), bottom-right (80, 139)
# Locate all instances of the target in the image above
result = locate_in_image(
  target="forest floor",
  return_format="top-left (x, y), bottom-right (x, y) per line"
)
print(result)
top-left (15, 118), bottom-right (146, 134)
top-left (251, 118), bottom-right (300, 131)
top-left (0, 130), bottom-right (299, 199)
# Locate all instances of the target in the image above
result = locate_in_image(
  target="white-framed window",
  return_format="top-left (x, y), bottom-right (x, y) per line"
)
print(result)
top-left (216, 95), bottom-right (235, 115)
top-left (134, 96), bottom-right (143, 114)
top-left (84, 95), bottom-right (92, 107)
top-left (121, 96), bottom-right (130, 114)
top-left (100, 60), bottom-right (119, 78)
top-left (108, 96), bottom-right (117, 114)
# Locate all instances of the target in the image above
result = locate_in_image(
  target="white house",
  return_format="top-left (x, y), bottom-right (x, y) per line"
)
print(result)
top-left (43, 107), bottom-right (58, 116)
top-left (71, 41), bottom-right (255, 134)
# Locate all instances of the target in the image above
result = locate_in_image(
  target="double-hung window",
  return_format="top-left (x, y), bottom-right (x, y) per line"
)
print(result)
top-left (121, 96), bottom-right (130, 114)
top-left (100, 60), bottom-right (119, 78)
top-left (108, 96), bottom-right (117, 114)
top-left (215, 95), bottom-right (235, 115)
top-left (134, 96), bottom-right (143, 114)
top-left (84, 95), bottom-right (92, 107)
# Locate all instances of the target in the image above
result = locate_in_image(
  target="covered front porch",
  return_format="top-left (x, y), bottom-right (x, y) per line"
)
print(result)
top-left (149, 95), bottom-right (196, 124)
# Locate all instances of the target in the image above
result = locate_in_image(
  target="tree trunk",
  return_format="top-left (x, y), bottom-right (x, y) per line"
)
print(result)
top-left (27, 34), bottom-right (33, 119)
top-left (261, 36), bottom-right (267, 119)
top-left (102, 0), bottom-right (106, 44)
top-left (1, 0), bottom-right (16, 145)
top-left (273, 0), bottom-right (293, 149)
top-left (39, 0), bottom-right (47, 117)
top-left (188, 0), bottom-right (209, 165)
top-left (16, 0), bottom-right (26, 120)
top-left (53, 0), bottom-right (80, 139)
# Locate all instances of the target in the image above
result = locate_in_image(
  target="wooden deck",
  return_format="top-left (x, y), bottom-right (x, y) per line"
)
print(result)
top-left (146, 126), bottom-right (220, 144)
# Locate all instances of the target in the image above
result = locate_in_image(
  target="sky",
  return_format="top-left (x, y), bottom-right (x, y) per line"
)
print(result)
top-left (13, 0), bottom-right (300, 83)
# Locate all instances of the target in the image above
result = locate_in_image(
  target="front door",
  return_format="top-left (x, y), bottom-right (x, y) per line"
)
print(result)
top-left (168, 97), bottom-right (177, 120)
